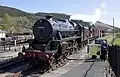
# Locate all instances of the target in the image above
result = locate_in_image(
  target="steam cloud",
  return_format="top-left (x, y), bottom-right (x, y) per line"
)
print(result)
top-left (69, 2), bottom-right (107, 24)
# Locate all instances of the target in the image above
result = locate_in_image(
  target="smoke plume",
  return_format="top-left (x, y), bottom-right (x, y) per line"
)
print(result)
top-left (69, 2), bottom-right (107, 24)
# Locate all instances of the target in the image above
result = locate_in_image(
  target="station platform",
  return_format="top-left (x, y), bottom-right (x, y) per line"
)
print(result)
top-left (60, 38), bottom-right (107, 77)
top-left (60, 58), bottom-right (106, 77)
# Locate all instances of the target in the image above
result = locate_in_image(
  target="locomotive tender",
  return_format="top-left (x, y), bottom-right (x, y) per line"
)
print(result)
top-left (20, 15), bottom-right (104, 68)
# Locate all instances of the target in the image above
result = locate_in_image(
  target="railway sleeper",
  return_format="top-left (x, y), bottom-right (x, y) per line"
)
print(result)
top-left (0, 57), bottom-right (23, 67)
top-left (48, 57), bottom-right (67, 73)
top-left (47, 58), bottom-right (57, 72)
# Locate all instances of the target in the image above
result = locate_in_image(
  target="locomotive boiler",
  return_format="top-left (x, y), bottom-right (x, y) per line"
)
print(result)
top-left (30, 15), bottom-right (82, 51)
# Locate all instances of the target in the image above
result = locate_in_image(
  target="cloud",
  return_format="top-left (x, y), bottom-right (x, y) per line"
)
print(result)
top-left (69, 2), bottom-right (107, 24)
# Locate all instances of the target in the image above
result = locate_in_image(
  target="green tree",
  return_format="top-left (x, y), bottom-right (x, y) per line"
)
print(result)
top-left (3, 13), bottom-right (10, 32)
top-left (0, 24), bottom-right (7, 30)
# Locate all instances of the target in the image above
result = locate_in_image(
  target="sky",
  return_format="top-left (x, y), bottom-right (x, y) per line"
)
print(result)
top-left (0, 0), bottom-right (120, 27)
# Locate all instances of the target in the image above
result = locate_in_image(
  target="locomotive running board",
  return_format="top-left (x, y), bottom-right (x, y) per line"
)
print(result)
top-left (52, 36), bottom-right (81, 42)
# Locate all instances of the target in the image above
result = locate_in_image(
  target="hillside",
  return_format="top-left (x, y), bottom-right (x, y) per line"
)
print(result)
top-left (95, 21), bottom-right (120, 32)
top-left (0, 5), bottom-right (32, 17)
top-left (0, 5), bottom-right (70, 19)
top-left (0, 5), bottom-right (70, 33)
top-left (0, 5), bottom-right (119, 33)
top-left (35, 12), bottom-right (70, 20)
top-left (96, 21), bottom-right (114, 29)
top-left (0, 5), bottom-right (39, 33)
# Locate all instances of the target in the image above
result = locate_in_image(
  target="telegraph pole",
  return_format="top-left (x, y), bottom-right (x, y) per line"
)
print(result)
top-left (113, 17), bottom-right (115, 39)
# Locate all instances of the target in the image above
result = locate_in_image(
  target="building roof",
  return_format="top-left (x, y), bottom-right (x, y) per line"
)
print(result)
top-left (0, 29), bottom-right (7, 33)
top-left (95, 21), bottom-right (113, 32)
top-left (0, 17), bottom-right (3, 20)
top-left (95, 21), bottom-right (113, 29)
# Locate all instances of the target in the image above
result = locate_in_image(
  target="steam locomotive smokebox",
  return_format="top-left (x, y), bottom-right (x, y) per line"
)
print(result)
top-left (92, 55), bottom-right (97, 59)
top-left (32, 44), bottom-right (46, 51)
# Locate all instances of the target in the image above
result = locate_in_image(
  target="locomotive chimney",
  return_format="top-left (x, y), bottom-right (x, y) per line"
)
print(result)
top-left (45, 15), bottom-right (53, 20)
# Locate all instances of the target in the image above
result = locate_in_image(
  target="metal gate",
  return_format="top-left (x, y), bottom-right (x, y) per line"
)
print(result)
top-left (108, 45), bottom-right (120, 77)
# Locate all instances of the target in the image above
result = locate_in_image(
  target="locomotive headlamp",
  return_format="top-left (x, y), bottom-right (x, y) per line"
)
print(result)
top-left (45, 54), bottom-right (49, 58)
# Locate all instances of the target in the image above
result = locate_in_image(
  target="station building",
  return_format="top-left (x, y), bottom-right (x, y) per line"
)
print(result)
top-left (0, 17), bottom-right (6, 40)
top-left (0, 29), bottom-right (6, 39)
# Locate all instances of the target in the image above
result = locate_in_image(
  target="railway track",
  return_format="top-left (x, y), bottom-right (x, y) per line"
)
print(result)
top-left (0, 57), bottom-right (32, 76)
top-left (0, 36), bottom-right (32, 46)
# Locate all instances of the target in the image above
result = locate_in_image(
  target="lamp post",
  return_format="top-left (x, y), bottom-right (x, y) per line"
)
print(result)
top-left (14, 40), bottom-right (16, 52)
top-left (113, 17), bottom-right (115, 39)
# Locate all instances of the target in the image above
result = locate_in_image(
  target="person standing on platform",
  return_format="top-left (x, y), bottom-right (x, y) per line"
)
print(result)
top-left (100, 40), bottom-right (108, 61)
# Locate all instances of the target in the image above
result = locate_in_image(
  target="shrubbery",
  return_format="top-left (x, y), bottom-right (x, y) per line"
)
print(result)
top-left (116, 32), bottom-right (120, 38)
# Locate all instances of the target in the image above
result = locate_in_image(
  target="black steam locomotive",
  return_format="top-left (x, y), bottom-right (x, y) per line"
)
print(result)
top-left (19, 15), bottom-right (104, 68)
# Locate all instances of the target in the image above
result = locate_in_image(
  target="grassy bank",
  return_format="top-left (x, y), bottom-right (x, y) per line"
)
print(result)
top-left (113, 38), bottom-right (120, 45)
top-left (89, 45), bottom-right (98, 57)
top-left (113, 32), bottom-right (120, 45)
top-left (103, 35), bottom-right (113, 44)
top-left (89, 35), bottom-right (112, 57)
